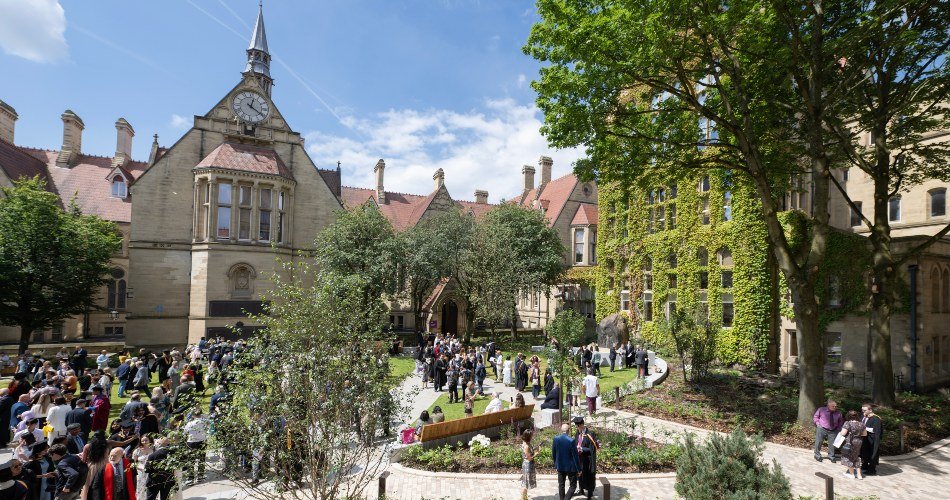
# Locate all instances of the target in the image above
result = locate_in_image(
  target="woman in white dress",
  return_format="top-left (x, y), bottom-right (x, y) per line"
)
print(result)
top-left (502, 355), bottom-right (513, 386)
top-left (132, 434), bottom-right (155, 500)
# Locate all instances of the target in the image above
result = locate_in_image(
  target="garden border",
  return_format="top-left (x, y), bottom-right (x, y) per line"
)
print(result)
top-left (388, 462), bottom-right (676, 481)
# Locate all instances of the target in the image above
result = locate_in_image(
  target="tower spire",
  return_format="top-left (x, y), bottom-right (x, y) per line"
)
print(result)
top-left (243, 3), bottom-right (273, 96)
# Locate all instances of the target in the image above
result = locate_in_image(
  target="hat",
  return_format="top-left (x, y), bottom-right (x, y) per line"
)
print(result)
top-left (0, 459), bottom-right (17, 481)
top-left (67, 423), bottom-right (82, 431)
top-left (572, 416), bottom-right (585, 425)
top-left (29, 442), bottom-right (48, 455)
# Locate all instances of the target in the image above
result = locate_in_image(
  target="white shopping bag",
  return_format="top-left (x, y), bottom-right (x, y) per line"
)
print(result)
top-left (833, 432), bottom-right (846, 448)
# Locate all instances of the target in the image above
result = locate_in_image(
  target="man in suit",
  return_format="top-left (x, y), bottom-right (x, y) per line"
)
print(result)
top-left (65, 399), bottom-right (92, 440)
top-left (70, 347), bottom-right (88, 376)
top-left (574, 416), bottom-right (599, 499)
top-left (552, 423), bottom-right (579, 500)
top-left (635, 346), bottom-right (649, 378)
top-left (624, 341), bottom-right (635, 368)
top-left (50, 443), bottom-right (86, 500)
top-left (64, 424), bottom-right (85, 455)
top-left (145, 438), bottom-right (176, 500)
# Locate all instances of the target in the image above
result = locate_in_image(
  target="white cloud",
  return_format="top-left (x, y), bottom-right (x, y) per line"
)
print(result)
top-left (0, 0), bottom-right (67, 63)
top-left (305, 98), bottom-right (584, 202)
top-left (169, 114), bottom-right (190, 129)
top-left (517, 74), bottom-right (527, 88)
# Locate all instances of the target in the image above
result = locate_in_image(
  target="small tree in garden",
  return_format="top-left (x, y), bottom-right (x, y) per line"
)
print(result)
top-left (655, 306), bottom-right (717, 384)
top-left (546, 309), bottom-right (586, 420)
top-left (207, 260), bottom-right (410, 499)
top-left (675, 430), bottom-right (792, 500)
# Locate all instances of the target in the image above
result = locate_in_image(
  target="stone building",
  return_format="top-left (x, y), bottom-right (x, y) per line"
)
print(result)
top-left (0, 7), bottom-right (343, 348)
top-left (596, 128), bottom-right (950, 390)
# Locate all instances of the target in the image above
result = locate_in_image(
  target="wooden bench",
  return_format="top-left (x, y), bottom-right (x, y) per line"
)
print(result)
top-left (418, 404), bottom-right (535, 449)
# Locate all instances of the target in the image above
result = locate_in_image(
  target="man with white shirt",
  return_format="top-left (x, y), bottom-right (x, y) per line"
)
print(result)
top-left (581, 369), bottom-right (600, 416)
top-left (183, 409), bottom-right (210, 485)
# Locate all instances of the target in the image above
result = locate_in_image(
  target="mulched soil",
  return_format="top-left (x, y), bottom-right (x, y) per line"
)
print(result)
top-left (615, 363), bottom-right (949, 455)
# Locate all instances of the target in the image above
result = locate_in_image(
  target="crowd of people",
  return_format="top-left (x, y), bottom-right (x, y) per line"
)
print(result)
top-left (0, 338), bottom-right (239, 500)
top-left (813, 399), bottom-right (884, 480)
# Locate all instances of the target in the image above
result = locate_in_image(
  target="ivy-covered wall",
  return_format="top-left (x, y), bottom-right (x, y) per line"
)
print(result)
top-left (595, 171), bottom-right (774, 366)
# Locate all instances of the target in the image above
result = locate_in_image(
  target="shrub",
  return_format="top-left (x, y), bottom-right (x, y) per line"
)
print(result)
top-left (675, 430), bottom-right (792, 500)
top-left (418, 445), bottom-right (456, 469)
top-left (500, 445), bottom-right (523, 467)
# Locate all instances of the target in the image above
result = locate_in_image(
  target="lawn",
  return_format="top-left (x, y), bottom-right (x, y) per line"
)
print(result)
top-left (387, 356), bottom-right (416, 388)
top-left (617, 362), bottom-right (950, 455)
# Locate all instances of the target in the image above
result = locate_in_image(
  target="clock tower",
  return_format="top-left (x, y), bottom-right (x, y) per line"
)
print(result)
top-left (243, 3), bottom-right (273, 96)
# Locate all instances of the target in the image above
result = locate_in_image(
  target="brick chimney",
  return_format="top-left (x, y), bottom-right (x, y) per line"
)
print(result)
top-left (433, 168), bottom-right (445, 190)
top-left (522, 165), bottom-right (535, 192)
top-left (56, 110), bottom-right (84, 168)
top-left (539, 155), bottom-right (553, 186)
top-left (474, 189), bottom-right (488, 204)
top-left (0, 99), bottom-right (17, 143)
top-left (374, 159), bottom-right (387, 204)
top-left (113, 118), bottom-right (135, 166)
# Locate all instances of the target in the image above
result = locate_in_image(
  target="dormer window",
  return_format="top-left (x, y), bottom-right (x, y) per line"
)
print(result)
top-left (111, 175), bottom-right (127, 198)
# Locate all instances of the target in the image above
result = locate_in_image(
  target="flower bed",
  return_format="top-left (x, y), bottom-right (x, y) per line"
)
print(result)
top-left (399, 426), bottom-right (681, 474)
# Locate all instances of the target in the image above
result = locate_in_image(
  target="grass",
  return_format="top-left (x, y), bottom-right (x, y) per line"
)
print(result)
top-left (107, 372), bottom-right (212, 421)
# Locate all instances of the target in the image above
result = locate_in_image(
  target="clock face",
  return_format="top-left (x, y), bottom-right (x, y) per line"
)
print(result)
top-left (231, 91), bottom-right (269, 123)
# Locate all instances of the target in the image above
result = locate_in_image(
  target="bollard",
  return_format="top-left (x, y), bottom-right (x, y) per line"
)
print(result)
top-left (900, 421), bottom-right (910, 454)
top-left (378, 470), bottom-right (390, 499)
top-left (814, 472), bottom-right (833, 500)
top-left (600, 477), bottom-right (611, 500)
top-left (614, 386), bottom-right (620, 401)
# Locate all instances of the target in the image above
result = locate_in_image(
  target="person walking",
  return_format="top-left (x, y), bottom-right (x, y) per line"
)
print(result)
top-left (474, 359), bottom-right (487, 395)
top-left (813, 399), bottom-right (843, 462)
top-left (552, 423), bottom-right (579, 500)
top-left (132, 434), bottom-right (155, 500)
top-left (591, 346), bottom-right (602, 376)
top-left (635, 346), bottom-right (648, 378)
top-left (183, 409), bottom-right (210, 485)
top-left (519, 429), bottom-right (537, 500)
top-left (530, 362), bottom-right (541, 400)
top-left (839, 410), bottom-right (866, 480)
top-left (608, 344), bottom-right (617, 372)
top-left (502, 356), bottom-right (513, 387)
top-left (581, 369), bottom-right (599, 416)
top-left (574, 416), bottom-right (599, 499)
top-left (463, 381), bottom-right (477, 417)
top-left (446, 363), bottom-right (459, 404)
top-left (45, 397), bottom-right (70, 445)
top-left (50, 443), bottom-right (86, 500)
top-left (860, 403), bottom-right (883, 475)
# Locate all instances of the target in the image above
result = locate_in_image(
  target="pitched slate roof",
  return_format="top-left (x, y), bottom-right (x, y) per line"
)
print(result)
top-left (571, 203), bottom-right (598, 226)
top-left (516, 173), bottom-right (579, 227)
top-left (195, 142), bottom-right (294, 180)
top-left (0, 137), bottom-right (53, 189)
top-left (21, 148), bottom-right (149, 223)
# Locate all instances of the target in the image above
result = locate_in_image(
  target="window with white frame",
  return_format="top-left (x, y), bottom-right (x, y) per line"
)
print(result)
top-left (888, 195), bottom-right (901, 222)
top-left (111, 175), bottom-right (127, 198)
top-left (574, 228), bottom-right (585, 264)
top-left (701, 196), bottom-right (710, 225)
top-left (259, 188), bottom-right (272, 241)
top-left (719, 247), bottom-right (733, 288)
top-left (238, 185), bottom-right (252, 241)
top-left (620, 290), bottom-right (630, 312)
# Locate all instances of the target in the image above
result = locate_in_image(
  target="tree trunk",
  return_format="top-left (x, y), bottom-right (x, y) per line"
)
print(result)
top-left (790, 282), bottom-right (825, 427)
top-left (869, 193), bottom-right (897, 405)
top-left (510, 305), bottom-right (519, 341)
top-left (765, 248), bottom-right (781, 374)
top-left (18, 325), bottom-right (30, 355)
top-left (463, 309), bottom-right (476, 345)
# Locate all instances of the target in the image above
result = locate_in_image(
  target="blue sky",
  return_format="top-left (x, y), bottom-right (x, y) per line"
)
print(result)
top-left (0, 0), bottom-right (582, 201)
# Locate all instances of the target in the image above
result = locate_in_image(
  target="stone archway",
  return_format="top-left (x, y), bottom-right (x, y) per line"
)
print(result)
top-left (441, 300), bottom-right (459, 335)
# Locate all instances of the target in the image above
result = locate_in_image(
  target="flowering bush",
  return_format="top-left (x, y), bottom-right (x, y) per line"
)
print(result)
top-left (469, 434), bottom-right (492, 457)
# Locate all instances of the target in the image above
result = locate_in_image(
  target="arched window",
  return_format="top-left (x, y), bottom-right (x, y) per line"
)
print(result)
top-left (932, 268), bottom-right (942, 313)
top-left (106, 268), bottom-right (126, 310)
top-left (930, 188), bottom-right (947, 218)
top-left (111, 176), bottom-right (127, 198)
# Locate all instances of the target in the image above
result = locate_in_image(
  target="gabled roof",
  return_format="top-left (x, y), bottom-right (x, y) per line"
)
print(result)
top-left (318, 168), bottom-right (341, 199)
top-left (457, 200), bottom-right (494, 219)
top-left (571, 203), bottom-right (598, 226)
top-left (516, 173), bottom-right (579, 227)
top-left (341, 186), bottom-right (432, 232)
top-left (22, 148), bottom-right (149, 223)
top-left (422, 277), bottom-right (451, 312)
top-left (195, 142), bottom-right (294, 180)
top-left (0, 137), bottom-right (53, 189)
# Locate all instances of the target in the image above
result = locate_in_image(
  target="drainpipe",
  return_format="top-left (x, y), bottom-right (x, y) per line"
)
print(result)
top-left (908, 264), bottom-right (919, 393)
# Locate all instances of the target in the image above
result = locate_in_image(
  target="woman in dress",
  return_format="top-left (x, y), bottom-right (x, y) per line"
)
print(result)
top-left (502, 355), bottom-right (513, 386)
top-left (132, 433), bottom-right (155, 500)
top-left (839, 410), bottom-right (866, 480)
top-left (520, 429), bottom-right (537, 500)
top-left (464, 381), bottom-right (477, 417)
top-left (30, 394), bottom-right (51, 427)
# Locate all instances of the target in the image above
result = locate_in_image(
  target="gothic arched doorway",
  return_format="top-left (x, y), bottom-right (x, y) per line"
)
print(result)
top-left (441, 300), bottom-right (459, 335)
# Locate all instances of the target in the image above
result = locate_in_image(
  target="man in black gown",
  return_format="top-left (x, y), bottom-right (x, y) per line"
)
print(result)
top-left (573, 416), bottom-right (599, 499)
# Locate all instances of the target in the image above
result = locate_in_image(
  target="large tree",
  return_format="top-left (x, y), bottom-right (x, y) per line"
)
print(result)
top-left (0, 179), bottom-right (122, 353)
top-left (400, 212), bottom-right (463, 333)
top-left (822, 0), bottom-right (950, 404)
top-left (466, 204), bottom-right (565, 339)
top-left (526, 0), bottom-right (856, 424)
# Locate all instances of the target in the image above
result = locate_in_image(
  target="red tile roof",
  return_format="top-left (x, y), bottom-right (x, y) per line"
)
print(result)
top-left (21, 148), bottom-right (149, 223)
top-left (341, 186), bottom-right (497, 231)
top-left (422, 277), bottom-right (450, 312)
top-left (457, 200), bottom-right (494, 219)
top-left (195, 142), bottom-right (294, 180)
top-left (571, 203), bottom-right (598, 226)
top-left (516, 173), bottom-right (578, 227)
top-left (0, 137), bottom-right (52, 189)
